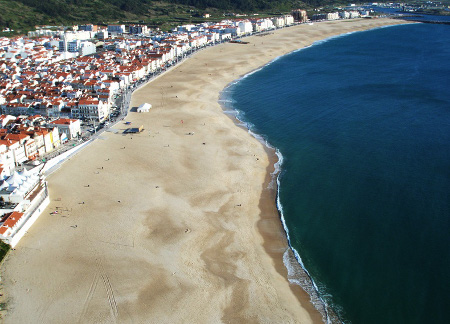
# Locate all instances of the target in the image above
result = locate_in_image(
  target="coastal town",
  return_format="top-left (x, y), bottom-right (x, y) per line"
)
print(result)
top-left (0, 8), bottom-right (373, 249)
top-left (0, 5), bottom-right (415, 322)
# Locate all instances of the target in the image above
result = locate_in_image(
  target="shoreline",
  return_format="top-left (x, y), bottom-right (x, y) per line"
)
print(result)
top-left (219, 99), bottom-right (328, 322)
top-left (219, 95), bottom-right (326, 321)
top-left (0, 19), bottom-right (410, 323)
top-left (217, 19), bottom-right (414, 323)
top-left (258, 145), bottom-right (328, 323)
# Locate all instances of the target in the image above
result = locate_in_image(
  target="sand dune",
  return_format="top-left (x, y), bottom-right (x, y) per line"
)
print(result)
top-left (0, 19), bottom-right (406, 323)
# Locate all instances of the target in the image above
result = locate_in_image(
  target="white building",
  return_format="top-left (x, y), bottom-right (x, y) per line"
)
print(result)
top-left (79, 42), bottom-right (96, 56)
top-left (283, 15), bottom-right (295, 26)
top-left (339, 11), bottom-right (351, 19)
top-left (96, 30), bottom-right (108, 40)
top-left (327, 12), bottom-right (340, 20)
top-left (350, 11), bottom-right (361, 18)
top-left (72, 98), bottom-right (109, 122)
top-left (178, 24), bottom-right (196, 32)
top-left (237, 20), bottom-right (253, 35)
top-left (78, 24), bottom-right (96, 32)
top-left (28, 29), bottom-right (59, 37)
top-left (101, 80), bottom-right (120, 93)
top-left (253, 19), bottom-right (274, 32)
top-left (63, 30), bottom-right (94, 41)
top-left (0, 143), bottom-right (15, 178)
top-left (206, 33), bottom-right (220, 44)
top-left (129, 25), bottom-right (149, 35)
top-left (272, 17), bottom-right (286, 28)
top-left (67, 40), bottom-right (80, 52)
top-left (107, 25), bottom-right (126, 35)
top-left (220, 33), bottom-right (232, 41)
top-left (49, 118), bottom-right (81, 140)
top-left (0, 139), bottom-right (27, 166)
top-left (189, 35), bottom-right (208, 48)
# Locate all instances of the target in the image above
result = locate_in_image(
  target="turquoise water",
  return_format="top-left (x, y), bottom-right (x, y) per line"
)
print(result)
top-left (225, 23), bottom-right (450, 323)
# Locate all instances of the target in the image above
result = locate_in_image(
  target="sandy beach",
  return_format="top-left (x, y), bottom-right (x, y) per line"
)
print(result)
top-left (0, 18), bottom-right (407, 323)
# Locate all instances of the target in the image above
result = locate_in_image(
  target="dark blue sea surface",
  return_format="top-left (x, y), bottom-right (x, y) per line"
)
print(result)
top-left (225, 23), bottom-right (450, 324)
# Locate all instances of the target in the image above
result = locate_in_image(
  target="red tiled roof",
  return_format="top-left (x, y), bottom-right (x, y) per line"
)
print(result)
top-left (4, 133), bottom-right (29, 141)
top-left (0, 211), bottom-right (24, 235)
top-left (50, 118), bottom-right (77, 125)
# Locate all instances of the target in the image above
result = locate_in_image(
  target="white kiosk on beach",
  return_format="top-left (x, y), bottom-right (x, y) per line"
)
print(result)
top-left (137, 103), bottom-right (151, 113)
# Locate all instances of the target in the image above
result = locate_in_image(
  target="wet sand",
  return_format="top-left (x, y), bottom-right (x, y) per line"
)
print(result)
top-left (0, 19), bottom-right (407, 323)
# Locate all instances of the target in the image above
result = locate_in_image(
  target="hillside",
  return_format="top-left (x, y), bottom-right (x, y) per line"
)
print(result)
top-left (0, 0), bottom-right (330, 33)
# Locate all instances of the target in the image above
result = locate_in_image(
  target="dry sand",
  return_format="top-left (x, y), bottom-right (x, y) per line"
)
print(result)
top-left (0, 18), bottom-right (407, 323)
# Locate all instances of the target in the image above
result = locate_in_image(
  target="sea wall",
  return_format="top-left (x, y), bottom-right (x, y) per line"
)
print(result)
top-left (9, 194), bottom-right (50, 248)
top-left (41, 140), bottom-right (92, 175)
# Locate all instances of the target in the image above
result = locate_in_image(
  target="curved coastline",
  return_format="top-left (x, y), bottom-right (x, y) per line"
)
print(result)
top-left (221, 76), bottom-right (334, 322)
top-left (0, 18), bottom-right (410, 323)
top-left (220, 85), bottom-right (330, 320)
top-left (220, 89), bottom-right (326, 321)
top-left (218, 20), bottom-right (415, 323)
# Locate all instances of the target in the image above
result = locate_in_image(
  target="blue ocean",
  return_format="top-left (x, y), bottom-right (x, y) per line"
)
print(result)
top-left (223, 23), bottom-right (450, 323)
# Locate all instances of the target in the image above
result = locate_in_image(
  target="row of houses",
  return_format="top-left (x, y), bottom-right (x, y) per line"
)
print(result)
top-left (311, 9), bottom-right (371, 21)
top-left (0, 39), bottom-right (162, 121)
top-left (0, 10), bottom-right (314, 122)
top-left (0, 115), bottom-right (82, 178)
top-left (79, 14), bottom-right (296, 37)
top-left (2, 17), bottom-right (292, 122)
top-left (0, 115), bottom-right (82, 247)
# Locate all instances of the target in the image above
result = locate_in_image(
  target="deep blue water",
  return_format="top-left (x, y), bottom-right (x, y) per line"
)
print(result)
top-left (226, 23), bottom-right (450, 324)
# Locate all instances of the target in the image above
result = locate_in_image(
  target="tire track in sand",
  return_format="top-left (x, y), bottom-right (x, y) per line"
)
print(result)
top-left (101, 272), bottom-right (118, 319)
top-left (78, 260), bottom-right (101, 323)
top-left (78, 259), bottom-right (118, 323)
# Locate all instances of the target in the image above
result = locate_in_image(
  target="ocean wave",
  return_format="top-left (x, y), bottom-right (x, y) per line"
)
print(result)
top-left (247, 128), bottom-right (266, 144)
top-left (240, 65), bottom-right (265, 80)
top-left (218, 97), bottom-right (235, 103)
top-left (279, 180), bottom-right (334, 324)
top-left (223, 110), bottom-right (238, 116)
top-left (269, 149), bottom-right (284, 189)
top-left (273, 149), bottom-right (283, 175)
